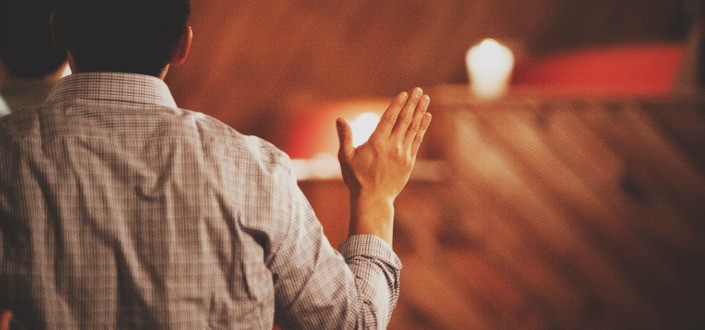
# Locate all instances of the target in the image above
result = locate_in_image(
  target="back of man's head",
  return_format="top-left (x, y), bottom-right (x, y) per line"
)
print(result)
top-left (0, 0), bottom-right (68, 79)
top-left (54, 0), bottom-right (190, 77)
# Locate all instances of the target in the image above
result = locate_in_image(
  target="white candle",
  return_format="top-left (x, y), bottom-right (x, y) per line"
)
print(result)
top-left (466, 38), bottom-right (515, 99)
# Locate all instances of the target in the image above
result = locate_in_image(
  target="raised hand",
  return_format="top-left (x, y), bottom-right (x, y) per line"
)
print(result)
top-left (336, 87), bottom-right (431, 245)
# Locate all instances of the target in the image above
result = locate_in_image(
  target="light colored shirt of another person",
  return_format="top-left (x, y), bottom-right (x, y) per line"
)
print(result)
top-left (0, 72), bottom-right (401, 329)
top-left (0, 79), bottom-right (55, 114)
top-left (0, 65), bottom-right (70, 117)
top-left (0, 96), bottom-right (8, 117)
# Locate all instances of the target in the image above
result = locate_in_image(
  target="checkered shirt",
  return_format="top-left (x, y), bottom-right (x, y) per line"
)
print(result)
top-left (0, 72), bottom-right (401, 329)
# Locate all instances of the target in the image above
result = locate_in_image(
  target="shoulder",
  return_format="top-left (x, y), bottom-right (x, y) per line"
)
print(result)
top-left (184, 109), bottom-right (292, 175)
top-left (188, 110), bottom-right (300, 238)
top-left (0, 106), bottom-right (42, 143)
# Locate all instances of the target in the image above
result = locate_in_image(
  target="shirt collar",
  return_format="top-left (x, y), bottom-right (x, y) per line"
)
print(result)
top-left (46, 72), bottom-right (177, 108)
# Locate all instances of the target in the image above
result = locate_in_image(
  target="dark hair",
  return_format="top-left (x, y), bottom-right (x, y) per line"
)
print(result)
top-left (55, 0), bottom-right (190, 77)
top-left (0, 0), bottom-right (68, 78)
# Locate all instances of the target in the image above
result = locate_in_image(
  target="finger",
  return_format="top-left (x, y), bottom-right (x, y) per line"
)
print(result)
top-left (411, 113), bottom-right (432, 158)
top-left (371, 91), bottom-right (409, 140)
top-left (403, 94), bottom-right (430, 147)
top-left (336, 118), bottom-right (354, 160)
top-left (391, 87), bottom-right (423, 139)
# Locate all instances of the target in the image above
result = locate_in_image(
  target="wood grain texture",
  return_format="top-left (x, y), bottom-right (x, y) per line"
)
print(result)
top-left (165, 0), bottom-right (688, 138)
top-left (301, 90), bottom-right (705, 329)
top-left (420, 87), bottom-right (705, 328)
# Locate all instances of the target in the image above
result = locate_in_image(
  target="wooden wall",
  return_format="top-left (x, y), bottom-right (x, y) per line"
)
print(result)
top-left (165, 0), bottom-right (688, 138)
top-left (301, 89), bottom-right (705, 329)
top-left (426, 88), bottom-right (705, 328)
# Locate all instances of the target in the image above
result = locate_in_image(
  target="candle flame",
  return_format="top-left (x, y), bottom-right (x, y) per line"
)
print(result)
top-left (466, 38), bottom-right (515, 99)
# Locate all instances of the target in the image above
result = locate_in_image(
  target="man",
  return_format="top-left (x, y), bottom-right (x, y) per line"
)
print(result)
top-left (0, 0), bottom-right (431, 329)
top-left (0, 0), bottom-right (68, 116)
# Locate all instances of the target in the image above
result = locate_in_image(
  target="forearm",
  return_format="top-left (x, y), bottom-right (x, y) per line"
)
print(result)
top-left (274, 230), bottom-right (402, 329)
top-left (348, 192), bottom-right (395, 246)
top-left (272, 177), bottom-right (402, 329)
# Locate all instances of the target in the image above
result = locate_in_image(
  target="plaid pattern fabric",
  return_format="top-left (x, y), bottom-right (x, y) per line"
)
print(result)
top-left (0, 73), bottom-right (401, 329)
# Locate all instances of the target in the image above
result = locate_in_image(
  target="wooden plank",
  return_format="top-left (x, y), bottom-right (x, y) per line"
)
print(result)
top-left (396, 254), bottom-right (494, 329)
top-left (508, 105), bottom-right (705, 325)
top-left (441, 119), bottom-right (590, 327)
top-left (620, 103), bottom-right (705, 221)
top-left (443, 112), bottom-right (663, 327)
top-left (394, 182), bottom-right (523, 329)
top-left (538, 106), bottom-right (696, 289)
top-left (576, 103), bottom-right (705, 241)
top-left (545, 107), bottom-right (704, 262)
top-left (442, 182), bottom-right (585, 329)
top-left (483, 105), bottom-right (687, 286)
top-left (644, 100), bottom-right (705, 174)
top-left (572, 102), bottom-right (705, 325)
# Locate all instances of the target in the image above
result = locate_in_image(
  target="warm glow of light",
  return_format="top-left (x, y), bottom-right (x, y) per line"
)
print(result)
top-left (61, 64), bottom-right (72, 78)
top-left (350, 112), bottom-right (380, 147)
top-left (466, 38), bottom-right (515, 99)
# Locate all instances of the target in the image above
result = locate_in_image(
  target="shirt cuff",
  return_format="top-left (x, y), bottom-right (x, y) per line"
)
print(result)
top-left (337, 235), bottom-right (402, 270)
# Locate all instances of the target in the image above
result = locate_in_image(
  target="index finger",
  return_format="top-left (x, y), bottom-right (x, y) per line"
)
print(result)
top-left (370, 91), bottom-right (409, 139)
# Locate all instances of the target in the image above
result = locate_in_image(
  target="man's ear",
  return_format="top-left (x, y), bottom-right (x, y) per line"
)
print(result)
top-left (170, 26), bottom-right (192, 67)
top-left (50, 10), bottom-right (67, 51)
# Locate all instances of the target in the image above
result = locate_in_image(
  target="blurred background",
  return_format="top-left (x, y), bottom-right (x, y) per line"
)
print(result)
top-left (166, 0), bottom-right (704, 329)
top-left (166, 0), bottom-right (690, 137)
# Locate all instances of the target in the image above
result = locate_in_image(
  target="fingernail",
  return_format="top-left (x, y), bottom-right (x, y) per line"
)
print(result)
top-left (415, 87), bottom-right (423, 96)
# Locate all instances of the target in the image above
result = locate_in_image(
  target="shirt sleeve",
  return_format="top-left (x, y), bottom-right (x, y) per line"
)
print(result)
top-left (269, 164), bottom-right (402, 329)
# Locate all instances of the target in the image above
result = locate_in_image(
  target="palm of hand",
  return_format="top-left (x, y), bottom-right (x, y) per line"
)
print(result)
top-left (337, 88), bottom-right (431, 201)
top-left (340, 137), bottom-right (414, 200)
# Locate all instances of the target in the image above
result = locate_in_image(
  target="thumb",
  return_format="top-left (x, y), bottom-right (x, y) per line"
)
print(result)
top-left (336, 117), bottom-right (354, 159)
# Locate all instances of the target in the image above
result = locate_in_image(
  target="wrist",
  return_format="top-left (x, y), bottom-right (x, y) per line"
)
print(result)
top-left (349, 193), bottom-right (395, 245)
